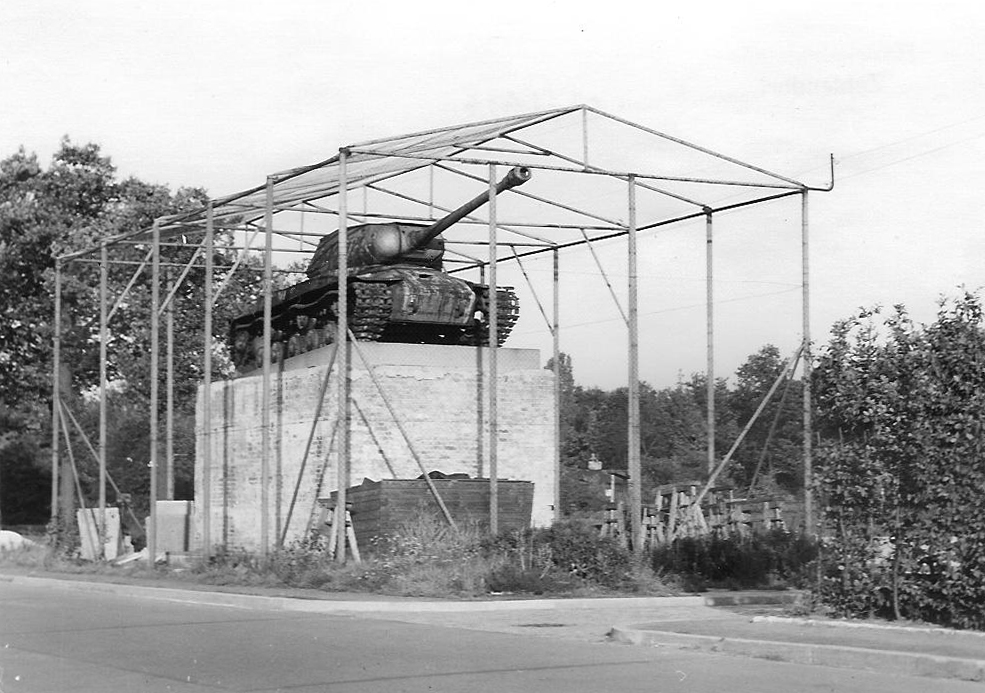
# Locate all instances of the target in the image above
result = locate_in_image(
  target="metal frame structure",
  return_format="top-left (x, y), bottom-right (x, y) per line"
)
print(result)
top-left (50, 105), bottom-right (832, 560)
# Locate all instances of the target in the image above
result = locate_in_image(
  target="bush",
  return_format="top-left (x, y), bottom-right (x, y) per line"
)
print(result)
top-left (536, 519), bottom-right (636, 588)
top-left (484, 564), bottom-right (554, 594)
top-left (480, 519), bottom-right (640, 591)
top-left (651, 530), bottom-right (817, 591)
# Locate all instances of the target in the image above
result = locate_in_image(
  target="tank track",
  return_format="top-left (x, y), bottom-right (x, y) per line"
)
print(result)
top-left (232, 282), bottom-right (518, 372)
top-left (234, 282), bottom-right (393, 372)
top-left (348, 282), bottom-right (392, 341)
top-left (465, 286), bottom-right (520, 347)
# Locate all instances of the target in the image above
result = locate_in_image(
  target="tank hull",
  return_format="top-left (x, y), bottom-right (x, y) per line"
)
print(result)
top-left (228, 266), bottom-right (519, 372)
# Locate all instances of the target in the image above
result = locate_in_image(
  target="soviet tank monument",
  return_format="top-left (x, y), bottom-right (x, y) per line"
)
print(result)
top-left (228, 166), bottom-right (532, 371)
top-left (196, 161), bottom-right (557, 553)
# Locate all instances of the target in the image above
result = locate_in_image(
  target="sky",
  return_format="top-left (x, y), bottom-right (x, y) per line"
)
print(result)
top-left (3, 1), bottom-right (985, 389)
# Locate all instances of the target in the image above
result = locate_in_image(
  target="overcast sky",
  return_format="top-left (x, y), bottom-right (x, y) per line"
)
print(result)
top-left (3, 1), bottom-right (984, 388)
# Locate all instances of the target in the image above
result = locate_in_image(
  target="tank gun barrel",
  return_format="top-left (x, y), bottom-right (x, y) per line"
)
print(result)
top-left (306, 166), bottom-right (532, 277)
top-left (406, 166), bottom-right (532, 250)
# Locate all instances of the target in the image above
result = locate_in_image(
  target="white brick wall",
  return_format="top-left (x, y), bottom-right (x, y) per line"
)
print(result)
top-left (193, 342), bottom-right (557, 552)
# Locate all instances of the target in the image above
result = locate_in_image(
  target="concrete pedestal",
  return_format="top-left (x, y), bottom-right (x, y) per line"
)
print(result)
top-left (193, 342), bottom-right (557, 553)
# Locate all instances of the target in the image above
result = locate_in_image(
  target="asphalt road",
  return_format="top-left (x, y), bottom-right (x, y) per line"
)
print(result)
top-left (1, 581), bottom-right (981, 693)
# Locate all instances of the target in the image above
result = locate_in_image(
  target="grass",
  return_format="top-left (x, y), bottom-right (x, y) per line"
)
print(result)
top-left (0, 516), bottom-right (680, 599)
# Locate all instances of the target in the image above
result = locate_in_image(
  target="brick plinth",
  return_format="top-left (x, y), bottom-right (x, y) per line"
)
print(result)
top-left (193, 342), bottom-right (557, 553)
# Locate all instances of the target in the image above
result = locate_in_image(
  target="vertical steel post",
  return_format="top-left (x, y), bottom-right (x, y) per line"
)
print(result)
top-left (149, 222), bottom-right (161, 565)
top-left (706, 212), bottom-right (715, 474)
top-left (165, 277), bottom-right (175, 501)
top-left (801, 191), bottom-right (813, 533)
top-left (428, 164), bottom-right (434, 218)
top-left (98, 242), bottom-right (108, 557)
top-left (476, 264), bottom-right (486, 478)
top-left (552, 248), bottom-right (561, 522)
top-left (203, 203), bottom-right (214, 557)
top-left (261, 177), bottom-right (274, 558)
top-left (336, 150), bottom-right (350, 562)
top-left (488, 164), bottom-right (499, 535)
top-left (50, 259), bottom-right (62, 521)
top-left (627, 176), bottom-right (642, 553)
top-left (582, 107), bottom-right (590, 166)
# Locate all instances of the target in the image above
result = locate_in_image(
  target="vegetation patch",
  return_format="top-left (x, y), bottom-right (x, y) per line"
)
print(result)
top-left (650, 529), bottom-right (817, 592)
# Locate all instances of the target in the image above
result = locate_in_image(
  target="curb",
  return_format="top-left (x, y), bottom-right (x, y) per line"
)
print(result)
top-left (0, 574), bottom-right (704, 613)
top-left (609, 625), bottom-right (985, 682)
top-left (703, 590), bottom-right (806, 607)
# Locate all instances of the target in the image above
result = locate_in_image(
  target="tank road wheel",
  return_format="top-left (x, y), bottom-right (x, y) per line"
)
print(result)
top-left (287, 334), bottom-right (302, 358)
top-left (232, 328), bottom-right (254, 369)
top-left (322, 322), bottom-right (338, 345)
top-left (303, 327), bottom-right (321, 351)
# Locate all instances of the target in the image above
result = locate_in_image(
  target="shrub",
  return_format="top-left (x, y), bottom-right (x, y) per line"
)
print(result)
top-left (651, 529), bottom-right (818, 591)
top-left (536, 519), bottom-right (635, 588)
top-left (480, 519), bottom-right (638, 591)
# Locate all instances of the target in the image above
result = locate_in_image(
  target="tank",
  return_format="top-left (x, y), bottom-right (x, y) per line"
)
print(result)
top-left (229, 166), bottom-right (532, 371)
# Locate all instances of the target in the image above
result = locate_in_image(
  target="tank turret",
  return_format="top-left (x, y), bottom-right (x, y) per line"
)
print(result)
top-left (306, 166), bottom-right (531, 276)
top-left (228, 167), bottom-right (532, 372)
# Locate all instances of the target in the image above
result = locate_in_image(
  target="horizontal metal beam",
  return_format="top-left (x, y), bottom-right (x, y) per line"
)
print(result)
top-left (448, 189), bottom-right (803, 273)
top-left (585, 105), bottom-right (807, 188)
top-left (347, 148), bottom-right (805, 190)
top-left (504, 133), bottom-right (708, 210)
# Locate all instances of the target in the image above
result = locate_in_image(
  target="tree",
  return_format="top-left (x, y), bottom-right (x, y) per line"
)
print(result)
top-left (0, 140), bottom-right (261, 525)
top-left (546, 348), bottom-right (807, 514)
top-left (812, 294), bottom-right (985, 628)
top-left (726, 345), bottom-right (803, 494)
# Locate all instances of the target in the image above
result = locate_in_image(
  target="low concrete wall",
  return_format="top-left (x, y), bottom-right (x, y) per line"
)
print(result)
top-left (193, 342), bottom-right (556, 553)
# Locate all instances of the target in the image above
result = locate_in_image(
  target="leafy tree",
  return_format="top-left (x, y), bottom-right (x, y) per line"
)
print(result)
top-left (813, 294), bottom-right (985, 628)
top-left (0, 140), bottom-right (261, 525)
top-left (727, 345), bottom-right (803, 494)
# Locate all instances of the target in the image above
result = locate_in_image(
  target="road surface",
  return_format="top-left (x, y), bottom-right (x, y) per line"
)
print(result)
top-left (0, 581), bottom-right (980, 692)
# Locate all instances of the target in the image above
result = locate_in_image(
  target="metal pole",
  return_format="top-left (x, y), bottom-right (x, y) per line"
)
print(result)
top-left (488, 163), bottom-right (499, 535)
top-left (261, 177), bottom-right (274, 558)
top-left (165, 275), bottom-right (175, 501)
top-left (580, 228), bottom-right (627, 324)
top-left (149, 222), bottom-right (161, 565)
top-left (553, 248), bottom-right (561, 522)
top-left (582, 106), bottom-right (589, 166)
top-left (428, 164), bottom-right (434, 218)
top-left (336, 149), bottom-right (350, 562)
top-left (476, 264), bottom-right (486, 478)
top-left (627, 176), bottom-right (642, 553)
top-left (203, 202), bottom-right (214, 557)
top-left (802, 191), bottom-right (813, 534)
top-left (50, 259), bottom-right (62, 521)
top-left (706, 212), bottom-right (715, 474)
top-left (98, 242), bottom-right (108, 558)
